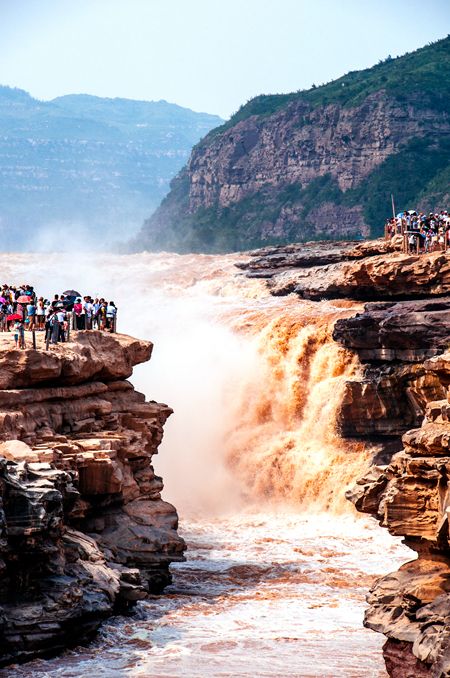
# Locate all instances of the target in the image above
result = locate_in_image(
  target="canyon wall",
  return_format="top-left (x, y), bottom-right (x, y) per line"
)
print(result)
top-left (238, 240), bottom-right (450, 447)
top-left (346, 350), bottom-right (450, 678)
top-left (131, 37), bottom-right (450, 254)
top-left (236, 235), bottom-right (450, 675)
top-left (0, 331), bottom-right (185, 666)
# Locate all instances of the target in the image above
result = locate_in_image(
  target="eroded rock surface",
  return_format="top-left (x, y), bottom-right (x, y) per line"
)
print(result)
top-left (267, 251), bottom-right (450, 300)
top-left (234, 237), bottom-right (450, 303)
top-left (332, 300), bottom-right (447, 437)
top-left (347, 350), bottom-right (450, 677)
top-left (236, 237), bottom-right (402, 277)
top-left (0, 330), bottom-right (152, 389)
top-left (0, 331), bottom-right (185, 666)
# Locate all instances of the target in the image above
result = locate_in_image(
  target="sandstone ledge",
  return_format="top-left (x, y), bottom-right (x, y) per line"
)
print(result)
top-left (0, 331), bottom-right (185, 666)
top-left (0, 330), bottom-right (152, 389)
top-left (266, 251), bottom-right (450, 301)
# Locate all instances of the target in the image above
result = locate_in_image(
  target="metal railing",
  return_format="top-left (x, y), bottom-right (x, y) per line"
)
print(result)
top-left (386, 226), bottom-right (449, 254)
top-left (0, 306), bottom-right (117, 353)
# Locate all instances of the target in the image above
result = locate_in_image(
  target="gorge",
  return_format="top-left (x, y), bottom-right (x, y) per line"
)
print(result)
top-left (0, 330), bottom-right (185, 665)
top-left (0, 241), bottom-right (448, 676)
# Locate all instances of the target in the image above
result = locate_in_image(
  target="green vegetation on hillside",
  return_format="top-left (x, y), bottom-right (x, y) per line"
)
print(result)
top-left (200, 36), bottom-right (450, 145)
top-left (134, 35), bottom-right (450, 254)
top-left (136, 135), bottom-right (450, 254)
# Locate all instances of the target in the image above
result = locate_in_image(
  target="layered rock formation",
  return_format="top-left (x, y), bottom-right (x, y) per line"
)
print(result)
top-left (333, 298), bottom-right (450, 438)
top-left (0, 331), bottom-right (185, 666)
top-left (234, 238), bottom-right (450, 301)
top-left (131, 37), bottom-right (450, 253)
top-left (238, 239), bottom-right (450, 449)
top-left (346, 348), bottom-right (450, 675)
top-left (269, 251), bottom-right (450, 300)
top-left (235, 237), bottom-right (401, 278)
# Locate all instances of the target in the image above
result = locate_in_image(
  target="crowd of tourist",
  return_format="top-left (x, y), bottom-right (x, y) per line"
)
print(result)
top-left (0, 284), bottom-right (117, 348)
top-left (386, 210), bottom-right (450, 253)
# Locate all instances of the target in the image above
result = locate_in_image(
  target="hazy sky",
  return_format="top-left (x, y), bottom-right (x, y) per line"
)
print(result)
top-left (0, 0), bottom-right (449, 118)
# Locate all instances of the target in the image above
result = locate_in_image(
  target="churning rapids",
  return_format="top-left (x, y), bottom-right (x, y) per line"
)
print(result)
top-left (0, 251), bottom-right (411, 677)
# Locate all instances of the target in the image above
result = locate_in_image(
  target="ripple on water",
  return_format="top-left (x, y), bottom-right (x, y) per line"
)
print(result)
top-left (2, 511), bottom-right (412, 678)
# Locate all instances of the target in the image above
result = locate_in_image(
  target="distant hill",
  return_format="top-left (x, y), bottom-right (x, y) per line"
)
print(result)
top-left (0, 87), bottom-right (223, 250)
top-left (131, 36), bottom-right (450, 254)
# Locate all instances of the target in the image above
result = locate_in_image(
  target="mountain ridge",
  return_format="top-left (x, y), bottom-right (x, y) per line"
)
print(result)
top-left (131, 36), bottom-right (450, 254)
top-left (0, 86), bottom-right (223, 249)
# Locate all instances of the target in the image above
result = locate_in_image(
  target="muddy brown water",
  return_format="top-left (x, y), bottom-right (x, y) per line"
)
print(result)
top-left (0, 252), bottom-right (412, 676)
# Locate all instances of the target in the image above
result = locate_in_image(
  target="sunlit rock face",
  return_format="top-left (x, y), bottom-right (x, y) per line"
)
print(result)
top-left (267, 251), bottom-right (450, 301)
top-left (334, 298), bottom-right (450, 437)
top-left (347, 351), bottom-right (450, 677)
top-left (0, 331), bottom-right (185, 666)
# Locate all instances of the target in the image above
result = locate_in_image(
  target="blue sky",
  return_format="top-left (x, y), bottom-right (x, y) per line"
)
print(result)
top-left (0, 0), bottom-right (449, 118)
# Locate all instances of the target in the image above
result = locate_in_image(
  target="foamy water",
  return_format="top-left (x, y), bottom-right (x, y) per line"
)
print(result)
top-left (3, 512), bottom-right (411, 678)
top-left (0, 251), bottom-right (410, 676)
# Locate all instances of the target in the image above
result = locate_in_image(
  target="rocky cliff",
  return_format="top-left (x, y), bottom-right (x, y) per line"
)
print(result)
top-left (231, 233), bottom-right (450, 675)
top-left (0, 331), bottom-right (185, 666)
top-left (325, 266), bottom-right (450, 676)
top-left (131, 37), bottom-right (450, 254)
top-left (238, 238), bottom-right (450, 445)
top-left (346, 351), bottom-right (450, 678)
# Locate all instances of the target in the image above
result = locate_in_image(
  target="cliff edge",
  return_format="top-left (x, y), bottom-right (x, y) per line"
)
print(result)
top-left (0, 330), bottom-right (185, 666)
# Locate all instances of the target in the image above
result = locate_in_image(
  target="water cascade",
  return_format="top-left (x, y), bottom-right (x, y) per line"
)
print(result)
top-left (0, 251), bottom-right (411, 677)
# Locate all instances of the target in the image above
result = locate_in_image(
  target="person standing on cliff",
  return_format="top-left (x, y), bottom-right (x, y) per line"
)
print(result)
top-left (50, 313), bottom-right (60, 344)
top-left (401, 213), bottom-right (407, 233)
top-left (106, 301), bottom-right (117, 331)
top-left (84, 297), bottom-right (93, 330)
top-left (73, 298), bottom-right (83, 329)
top-left (27, 300), bottom-right (36, 331)
top-left (17, 321), bottom-right (25, 349)
top-left (36, 298), bottom-right (45, 330)
top-left (92, 298), bottom-right (100, 329)
top-left (56, 308), bottom-right (66, 342)
top-left (98, 299), bottom-right (107, 330)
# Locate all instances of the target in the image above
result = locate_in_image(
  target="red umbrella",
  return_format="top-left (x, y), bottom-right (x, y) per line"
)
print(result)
top-left (6, 314), bottom-right (23, 321)
top-left (17, 295), bottom-right (31, 303)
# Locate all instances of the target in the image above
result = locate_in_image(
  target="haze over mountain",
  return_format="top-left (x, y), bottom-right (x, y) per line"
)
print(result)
top-left (0, 86), bottom-right (223, 250)
top-left (132, 36), bottom-right (450, 254)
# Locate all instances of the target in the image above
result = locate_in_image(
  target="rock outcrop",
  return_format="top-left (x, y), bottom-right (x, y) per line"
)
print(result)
top-left (234, 237), bottom-right (450, 303)
top-left (265, 251), bottom-right (450, 301)
top-left (347, 351), bottom-right (450, 677)
top-left (0, 330), bottom-right (185, 666)
top-left (235, 237), bottom-right (402, 277)
top-left (330, 296), bottom-right (448, 440)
